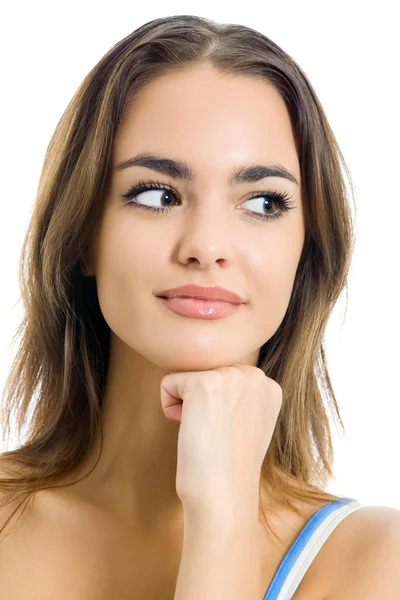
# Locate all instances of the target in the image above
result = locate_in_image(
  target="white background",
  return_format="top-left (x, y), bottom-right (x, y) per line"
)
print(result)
top-left (0, 2), bottom-right (399, 508)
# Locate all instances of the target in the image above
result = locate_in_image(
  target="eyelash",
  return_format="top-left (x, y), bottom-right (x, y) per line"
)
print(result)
top-left (121, 178), bottom-right (296, 222)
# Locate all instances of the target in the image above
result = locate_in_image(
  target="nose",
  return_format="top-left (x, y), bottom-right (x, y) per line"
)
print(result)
top-left (175, 198), bottom-right (239, 268)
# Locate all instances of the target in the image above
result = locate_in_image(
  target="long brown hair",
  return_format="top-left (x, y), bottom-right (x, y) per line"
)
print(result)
top-left (0, 15), bottom-right (356, 543)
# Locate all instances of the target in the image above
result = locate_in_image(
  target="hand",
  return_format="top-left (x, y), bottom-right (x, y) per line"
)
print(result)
top-left (160, 363), bottom-right (282, 516)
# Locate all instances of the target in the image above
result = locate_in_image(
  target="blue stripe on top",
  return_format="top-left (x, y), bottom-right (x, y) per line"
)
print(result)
top-left (263, 497), bottom-right (361, 600)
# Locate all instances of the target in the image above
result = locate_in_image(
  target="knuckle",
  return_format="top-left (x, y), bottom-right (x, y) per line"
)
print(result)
top-left (265, 376), bottom-right (283, 404)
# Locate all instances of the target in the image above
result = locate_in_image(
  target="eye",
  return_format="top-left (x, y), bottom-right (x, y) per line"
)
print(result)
top-left (241, 191), bottom-right (296, 221)
top-left (131, 187), bottom-right (177, 208)
top-left (122, 179), bottom-right (179, 209)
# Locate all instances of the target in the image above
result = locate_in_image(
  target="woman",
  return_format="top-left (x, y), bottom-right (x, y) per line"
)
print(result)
top-left (0, 14), bottom-right (399, 600)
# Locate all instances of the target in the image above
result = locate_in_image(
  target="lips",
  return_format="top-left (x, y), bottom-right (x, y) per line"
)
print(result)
top-left (156, 284), bottom-right (245, 304)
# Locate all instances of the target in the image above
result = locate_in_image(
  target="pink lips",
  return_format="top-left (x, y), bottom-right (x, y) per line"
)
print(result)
top-left (157, 296), bottom-right (244, 319)
top-left (156, 284), bottom-right (244, 304)
top-left (155, 284), bottom-right (245, 320)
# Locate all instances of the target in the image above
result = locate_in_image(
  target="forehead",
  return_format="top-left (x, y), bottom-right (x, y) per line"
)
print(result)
top-left (113, 65), bottom-right (300, 186)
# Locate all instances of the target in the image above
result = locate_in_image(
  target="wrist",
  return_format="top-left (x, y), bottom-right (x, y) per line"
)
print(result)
top-left (182, 491), bottom-right (260, 528)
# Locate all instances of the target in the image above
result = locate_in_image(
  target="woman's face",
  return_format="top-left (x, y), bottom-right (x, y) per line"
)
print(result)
top-left (86, 64), bottom-right (304, 372)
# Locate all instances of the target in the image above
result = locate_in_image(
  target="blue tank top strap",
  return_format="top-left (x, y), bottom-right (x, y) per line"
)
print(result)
top-left (263, 497), bottom-right (363, 600)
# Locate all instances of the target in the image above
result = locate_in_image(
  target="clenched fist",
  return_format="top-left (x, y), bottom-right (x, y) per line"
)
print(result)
top-left (160, 363), bottom-right (282, 518)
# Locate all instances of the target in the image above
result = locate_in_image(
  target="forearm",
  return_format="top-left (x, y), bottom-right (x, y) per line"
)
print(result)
top-left (174, 505), bottom-right (262, 600)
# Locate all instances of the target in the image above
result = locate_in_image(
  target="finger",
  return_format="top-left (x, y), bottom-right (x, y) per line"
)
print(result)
top-left (163, 402), bottom-right (183, 422)
top-left (160, 372), bottom-right (187, 416)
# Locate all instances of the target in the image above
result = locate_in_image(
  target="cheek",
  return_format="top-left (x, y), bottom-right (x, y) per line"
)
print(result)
top-left (251, 237), bottom-right (303, 326)
top-left (96, 219), bottom-right (157, 279)
top-left (93, 224), bottom-right (164, 328)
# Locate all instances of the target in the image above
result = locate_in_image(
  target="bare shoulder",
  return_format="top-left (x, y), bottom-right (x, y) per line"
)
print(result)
top-left (326, 505), bottom-right (400, 599)
top-left (0, 475), bottom-right (112, 599)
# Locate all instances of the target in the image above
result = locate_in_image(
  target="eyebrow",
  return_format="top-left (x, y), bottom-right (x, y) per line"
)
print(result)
top-left (114, 152), bottom-right (299, 186)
